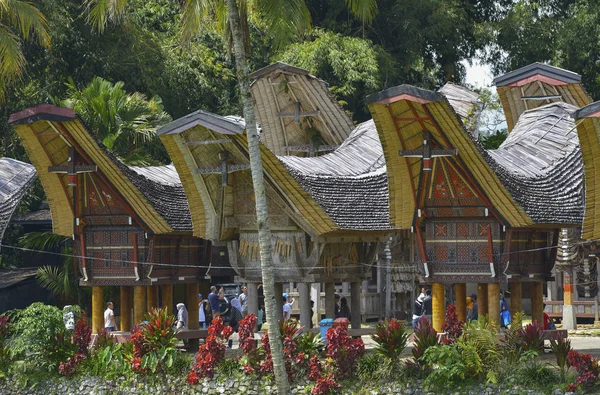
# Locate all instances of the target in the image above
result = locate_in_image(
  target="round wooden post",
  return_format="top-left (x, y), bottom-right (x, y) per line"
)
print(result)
top-left (120, 286), bottom-right (132, 332)
top-left (531, 281), bottom-right (544, 326)
top-left (478, 283), bottom-right (488, 319)
top-left (325, 283), bottom-right (336, 319)
top-left (432, 283), bottom-right (445, 332)
top-left (92, 286), bottom-right (104, 334)
top-left (161, 284), bottom-right (173, 314)
top-left (247, 283), bottom-right (259, 317)
top-left (350, 281), bottom-right (362, 329)
top-left (298, 282), bottom-right (311, 328)
top-left (509, 281), bottom-right (522, 318)
top-left (147, 285), bottom-right (159, 311)
top-left (187, 283), bottom-right (199, 330)
top-left (133, 286), bottom-right (146, 326)
top-left (488, 283), bottom-right (500, 327)
top-left (455, 283), bottom-right (467, 322)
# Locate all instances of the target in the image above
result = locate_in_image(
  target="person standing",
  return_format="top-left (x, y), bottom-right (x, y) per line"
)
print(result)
top-left (176, 303), bottom-right (188, 329)
top-left (423, 289), bottom-right (432, 323)
top-left (467, 293), bottom-right (478, 322)
top-left (334, 293), bottom-right (341, 317)
top-left (412, 295), bottom-right (424, 330)
top-left (310, 300), bottom-right (315, 329)
top-left (239, 285), bottom-right (248, 317)
top-left (208, 286), bottom-right (221, 319)
top-left (198, 294), bottom-right (207, 329)
top-left (104, 302), bottom-right (117, 332)
top-left (283, 294), bottom-right (294, 320)
top-left (337, 297), bottom-right (351, 320)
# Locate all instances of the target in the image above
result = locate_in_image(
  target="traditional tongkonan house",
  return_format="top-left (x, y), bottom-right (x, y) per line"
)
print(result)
top-left (366, 62), bottom-right (590, 331)
top-left (158, 63), bottom-right (397, 329)
top-left (8, 105), bottom-right (230, 334)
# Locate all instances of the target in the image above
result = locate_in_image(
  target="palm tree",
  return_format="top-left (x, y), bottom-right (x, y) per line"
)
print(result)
top-left (0, 0), bottom-right (50, 101)
top-left (84, 1), bottom-right (377, 392)
top-left (56, 77), bottom-right (171, 165)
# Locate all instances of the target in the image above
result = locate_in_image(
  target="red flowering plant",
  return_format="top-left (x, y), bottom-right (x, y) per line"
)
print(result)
top-left (259, 319), bottom-right (306, 380)
top-left (441, 304), bottom-right (464, 345)
top-left (58, 317), bottom-right (92, 377)
top-left (237, 314), bottom-right (260, 374)
top-left (325, 321), bottom-right (365, 379)
top-left (372, 318), bottom-right (409, 358)
top-left (187, 317), bottom-right (233, 383)
top-left (407, 317), bottom-right (439, 370)
top-left (311, 373), bottom-right (341, 395)
top-left (516, 321), bottom-right (544, 353)
top-left (566, 350), bottom-right (600, 393)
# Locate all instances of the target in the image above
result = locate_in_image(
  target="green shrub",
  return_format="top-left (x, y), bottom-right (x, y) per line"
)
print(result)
top-left (409, 317), bottom-right (438, 369)
top-left (7, 303), bottom-right (75, 372)
top-left (457, 316), bottom-right (500, 374)
top-left (216, 358), bottom-right (241, 377)
top-left (422, 345), bottom-right (468, 389)
top-left (295, 330), bottom-right (323, 356)
top-left (357, 353), bottom-right (382, 382)
top-left (516, 362), bottom-right (560, 389)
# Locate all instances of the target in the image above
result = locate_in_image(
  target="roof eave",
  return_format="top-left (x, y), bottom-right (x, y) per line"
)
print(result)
top-left (365, 85), bottom-right (443, 105)
top-left (157, 110), bottom-right (245, 136)
top-left (493, 62), bottom-right (581, 87)
top-left (573, 101), bottom-right (600, 119)
top-left (8, 104), bottom-right (76, 126)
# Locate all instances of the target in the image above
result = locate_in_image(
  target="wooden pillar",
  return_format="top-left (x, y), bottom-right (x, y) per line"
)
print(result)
top-left (274, 282), bottom-right (284, 321)
top-left (455, 283), bottom-right (467, 322)
top-left (488, 283), bottom-right (500, 326)
top-left (311, 283), bottom-right (321, 327)
top-left (531, 281), bottom-right (544, 326)
top-left (247, 283), bottom-right (259, 317)
top-left (298, 283), bottom-right (311, 328)
top-left (161, 284), bottom-right (173, 314)
top-left (147, 285), bottom-right (159, 311)
top-left (509, 281), bottom-right (522, 317)
top-left (133, 286), bottom-right (146, 326)
top-left (351, 281), bottom-right (361, 329)
top-left (92, 286), bottom-right (104, 334)
top-left (325, 282), bottom-right (336, 318)
top-left (478, 283), bottom-right (488, 318)
top-left (432, 283), bottom-right (445, 332)
top-left (120, 286), bottom-right (132, 332)
top-left (187, 283), bottom-right (199, 329)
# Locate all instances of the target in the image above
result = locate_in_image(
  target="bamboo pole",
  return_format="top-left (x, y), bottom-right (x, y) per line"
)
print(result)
top-left (432, 283), bottom-right (445, 332)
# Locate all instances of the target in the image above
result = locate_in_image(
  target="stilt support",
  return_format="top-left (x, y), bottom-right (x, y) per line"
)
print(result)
top-left (488, 283), bottom-right (500, 327)
top-left (133, 286), bottom-right (146, 326)
top-left (120, 286), bottom-right (131, 332)
top-left (147, 285), bottom-right (159, 311)
top-left (325, 283), bottom-right (336, 319)
top-left (531, 281), bottom-right (544, 326)
top-left (351, 282), bottom-right (361, 329)
top-left (162, 284), bottom-right (173, 314)
top-left (432, 283), bottom-right (445, 332)
top-left (247, 283), bottom-right (259, 317)
top-left (298, 283), bottom-right (311, 328)
top-left (478, 283), bottom-right (488, 318)
top-left (509, 281), bottom-right (522, 318)
top-left (455, 283), bottom-right (467, 322)
top-left (187, 283), bottom-right (199, 330)
top-left (92, 286), bottom-right (104, 334)
top-left (563, 269), bottom-right (577, 329)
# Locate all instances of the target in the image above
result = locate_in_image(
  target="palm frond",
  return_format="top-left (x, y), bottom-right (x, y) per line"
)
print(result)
top-left (84, 0), bottom-right (128, 33)
top-left (36, 264), bottom-right (74, 299)
top-left (257, 0), bottom-right (311, 48)
top-left (342, 0), bottom-right (378, 24)
top-left (181, 0), bottom-right (212, 42)
top-left (0, 25), bottom-right (25, 81)
top-left (19, 232), bottom-right (69, 251)
top-left (2, 0), bottom-right (50, 47)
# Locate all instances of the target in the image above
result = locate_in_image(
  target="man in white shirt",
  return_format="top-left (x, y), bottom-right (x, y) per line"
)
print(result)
top-left (283, 294), bottom-right (294, 320)
top-left (104, 302), bottom-right (117, 332)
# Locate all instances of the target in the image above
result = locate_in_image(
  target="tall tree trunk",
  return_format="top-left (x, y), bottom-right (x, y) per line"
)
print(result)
top-left (226, 1), bottom-right (288, 393)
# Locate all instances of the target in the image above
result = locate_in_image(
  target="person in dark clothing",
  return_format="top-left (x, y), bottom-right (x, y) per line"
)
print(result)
top-left (310, 300), bottom-right (315, 329)
top-left (412, 295), bottom-right (424, 329)
top-left (334, 293), bottom-right (340, 317)
top-left (422, 289), bottom-right (432, 323)
top-left (470, 294), bottom-right (479, 322)
top-left (337, 297), bottom-right (351, 320)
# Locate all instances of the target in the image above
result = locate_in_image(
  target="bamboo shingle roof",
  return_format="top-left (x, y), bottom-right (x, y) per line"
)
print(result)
top-left (8, 105), bottom-right (191, 235)
top-left (493, 63), bottom-right (591, 132)
top-left (279, 120), bottom-right (392, 230)
top-left (0, 158), bottom-right (37, 241)
top-left (438, 82), bottom-right (481, 129)
top-left (574, 101), bottom-right (600, 239)
top-left (249, 62), bottom-right (354, 156)
top-left (487, 102), bottom-right (583, 224)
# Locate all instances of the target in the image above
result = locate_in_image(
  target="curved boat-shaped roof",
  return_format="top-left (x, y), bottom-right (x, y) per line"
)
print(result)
top-left (0, 158), bottom-right (37, 241)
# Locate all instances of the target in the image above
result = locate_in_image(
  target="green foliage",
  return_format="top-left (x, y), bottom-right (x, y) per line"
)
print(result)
top-left (372, 318), bottom-right (409, 359)
top-left (500, 311), bottom-right (525, 363)
top-left (295, 330), bottom-right (323, 356)
top-left (356, 352), bottom-right (401, 382)
top-left (7, 303), bottom-right (75, 372)
top-left (550, 333), bottom-right (572, 380)
top-left (277, 29), bottom-right (391, 121)
top-left (456, 316), bottom-right (500, 374)
top-left (422, 345), bottom-right (468, 389)
top-left (480, 129), bottom-right (508, 150)
top-left (216, 358), bottom-right (241, 377)
top-left (137, 308), bottom-right (179, 374)
top-left (410, 318), bottom-right (439, 368)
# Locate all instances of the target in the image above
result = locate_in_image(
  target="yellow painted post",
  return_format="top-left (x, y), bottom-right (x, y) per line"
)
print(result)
top-left (531, 282), bottom-right (544, 326)
top-left (133, 286), bottom-right (146, 326)
top-left (162, 284), bottom-right (173, 314)
top-left (478, 283), bottom-right (488, 318)
top-left (187, 283), bottom-right (200, 330)
top-left (120, 286), bottom-right (132, 332)
top-left (455, 283), bottom-right (467, 322)
top-left (147, 285), bottom-right (159, 311)
top-left (92, 286), bottom-right (104, 334)
top-left (432, 283), bottom-right (445, 332)
top-left (488, 283), bottom-right (500, 327)
top-left (509, 281), bottom-right (522, 318)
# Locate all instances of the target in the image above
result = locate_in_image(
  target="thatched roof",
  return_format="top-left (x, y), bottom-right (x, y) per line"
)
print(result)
top-left (487, 102), bottom-right (583, 224)
top-left (493, 63), bottom-right (590, 132)
top-left (279, 120), bottom-right (392, 230)
top-left (249, 62), bottom-right (354, 156)
top-left (9, 105), bottom-right (191, 235)
top-left (0, 158), bottom-right (37, 241)
top-left (574, 100), bottom-right (600, 239)
top-left (438, 82), bottom-right (481, 128)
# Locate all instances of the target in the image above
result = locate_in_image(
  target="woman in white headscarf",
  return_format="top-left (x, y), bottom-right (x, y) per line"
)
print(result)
top-left (176, 303), bottom-right (188, 329)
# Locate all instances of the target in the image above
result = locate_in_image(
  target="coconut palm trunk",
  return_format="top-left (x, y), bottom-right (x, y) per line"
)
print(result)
top-left (226, 1), bottom-right (288, 393)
